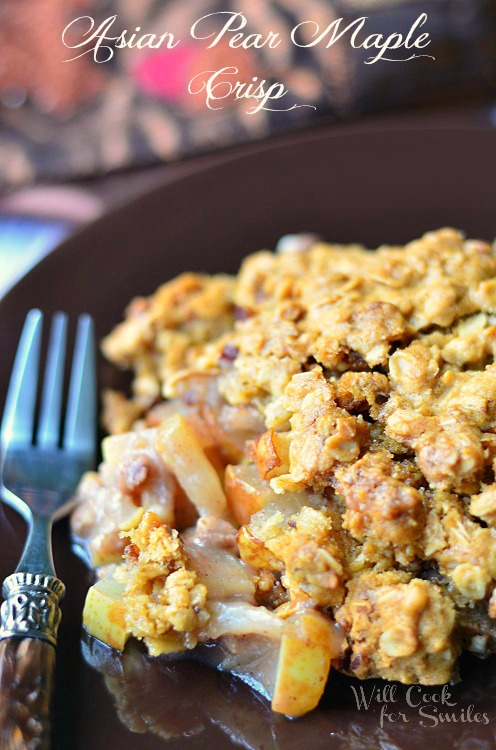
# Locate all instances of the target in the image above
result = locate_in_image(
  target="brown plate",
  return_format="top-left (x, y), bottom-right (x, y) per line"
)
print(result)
top-left (1, 121), bottom-right (496, 749)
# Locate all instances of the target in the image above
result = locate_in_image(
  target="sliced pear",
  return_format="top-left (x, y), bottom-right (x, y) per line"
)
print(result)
top-left (155, 414), bottom-right (226, 517)
top-left (118, 506), bottom-right (145, 532)
top-left (83, 576), bottom-right (130, 651)
top-left (88, 504), bottom-right (145, 568)
top-left (144, 633), bottom-right (187, 656)
top-left (271, 612), bottom-right (335, 717)
top-left (225, 464), bottom-right (276, 525)
top-left (89, 531), bottom-right (126, 568)
top-left (102, 428), bottom-right (158, 465)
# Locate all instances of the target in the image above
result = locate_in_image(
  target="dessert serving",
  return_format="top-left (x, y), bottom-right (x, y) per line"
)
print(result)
top-left (72, 227), bottom-right (496, 718)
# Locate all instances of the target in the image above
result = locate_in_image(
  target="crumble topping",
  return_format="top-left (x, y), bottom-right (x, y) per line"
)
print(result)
top-left (333, 450), bottom-right (424, 564)
top-left (73, 228), bottom-right (496, 716)
top-left (115, 511), bottom-right (209, 648)
top-left (335, 571), bottom-right (457, 684)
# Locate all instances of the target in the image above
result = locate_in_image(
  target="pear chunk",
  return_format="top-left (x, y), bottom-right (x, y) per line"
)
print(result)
top-left (272, 612), bottom-right (336, 717)
top-left (83, 577), bottom-right (130, 651)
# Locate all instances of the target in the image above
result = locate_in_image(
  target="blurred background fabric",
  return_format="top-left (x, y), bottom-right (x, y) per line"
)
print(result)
top-left (0, 0), bottom-right (495, 190)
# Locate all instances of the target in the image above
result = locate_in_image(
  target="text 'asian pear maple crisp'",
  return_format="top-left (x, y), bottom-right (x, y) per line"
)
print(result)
top-left (72, 228), bottom-right (496, 717)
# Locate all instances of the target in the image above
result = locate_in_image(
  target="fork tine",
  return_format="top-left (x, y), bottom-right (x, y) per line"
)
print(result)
top-left (37, 312), bottom-right (68, 448)
top-left (63, 314), bottom-right (96, 458)
top-left (1, 309), bottom-right (43, 447)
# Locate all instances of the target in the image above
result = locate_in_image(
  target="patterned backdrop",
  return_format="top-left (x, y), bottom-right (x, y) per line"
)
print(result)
top-left (0, 0), bottom-right (495, 189)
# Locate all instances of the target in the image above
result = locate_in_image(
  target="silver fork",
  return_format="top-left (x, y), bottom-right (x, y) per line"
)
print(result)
top-left (0, 309), bottom-right (96, 750)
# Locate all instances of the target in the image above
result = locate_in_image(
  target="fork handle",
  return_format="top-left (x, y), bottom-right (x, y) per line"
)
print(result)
top-left (0, 638), bottom-right (56, 749)
top-left (0, 573), bottom-right (65, 749)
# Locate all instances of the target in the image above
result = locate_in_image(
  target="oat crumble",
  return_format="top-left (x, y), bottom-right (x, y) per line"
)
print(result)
top-left (72, 228), bottom-right (496, 716)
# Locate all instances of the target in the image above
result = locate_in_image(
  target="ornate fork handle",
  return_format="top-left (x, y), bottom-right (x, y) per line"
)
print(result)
top-left (1, 573), bottom-right (65, 644)
top-left (0, 573), bottom-right (65, 749)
